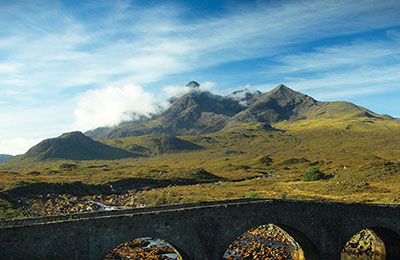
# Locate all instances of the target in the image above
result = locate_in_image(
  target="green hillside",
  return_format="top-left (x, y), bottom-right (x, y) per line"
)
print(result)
top-left (101, 134), bottom-right (204, 156)
top-left (3, 131), bottom-right (138, 166)
top-left (1, 85), bottom-right (399, 219)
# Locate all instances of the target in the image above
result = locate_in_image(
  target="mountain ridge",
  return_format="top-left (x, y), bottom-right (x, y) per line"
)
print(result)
top-left (86, 83), bottom-right (392, 139)
top-left (5, 83), bottom-right (395, 163)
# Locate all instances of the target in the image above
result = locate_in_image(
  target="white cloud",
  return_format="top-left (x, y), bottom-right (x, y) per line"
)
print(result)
top-left (0, 137), bottom-right (42, 156)
top-left (74, 84), bottom-right (164, 131)
top-left (162, 85), bottom-right (190, 98)
top-left (227, 85), bottom-right (261, 106)
top-left (201, 81), bottom-right (216, 91)
top-left (162, 81), bottom-right (216, 98)
top-left (0, 0), bottom-right (399, 147)
top-left (2, 0), bottom-right (399, 101)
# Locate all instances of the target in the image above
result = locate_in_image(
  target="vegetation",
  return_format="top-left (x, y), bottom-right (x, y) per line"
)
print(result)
top-left (258, 156), bottom-right (273, 166)
top-left (245, 191), bottom-right (261, 198)
top-left (302, 168), bottom-right (325, 181)
top-left (1, 86), bottom-right (400, 219)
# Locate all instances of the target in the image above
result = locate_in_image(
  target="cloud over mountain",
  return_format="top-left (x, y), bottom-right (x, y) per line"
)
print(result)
top-left (1, 0), bottom-right (400, 155)
top-left (73, 84), bottom-right (169, 131)
top-left (162, 81), bottom-right (215, 98)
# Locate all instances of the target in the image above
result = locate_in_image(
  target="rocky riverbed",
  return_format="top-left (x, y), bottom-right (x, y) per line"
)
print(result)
top-left (341, 229), bottom-right (385, 260)
top-left (223, 224), bottom-right (299, 260)
top-left (19, 190), bottom-right (139, 217)
top-left (103, 237), bottom-right (182, 260)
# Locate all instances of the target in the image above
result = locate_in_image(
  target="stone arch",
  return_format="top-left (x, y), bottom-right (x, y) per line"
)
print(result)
top-left (222, 223), bottom-right (319, 260)
top-left (341, 227), bottom-right (400, 260)
top-left (102, 237), bottom-right (189, 260)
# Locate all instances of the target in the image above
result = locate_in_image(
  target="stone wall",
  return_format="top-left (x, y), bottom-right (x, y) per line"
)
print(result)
top-left (1, 199), bottom-right (400, 260)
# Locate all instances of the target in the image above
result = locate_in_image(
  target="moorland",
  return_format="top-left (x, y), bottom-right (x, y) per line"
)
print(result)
top-left (1, 84), bottom-right (399, 219)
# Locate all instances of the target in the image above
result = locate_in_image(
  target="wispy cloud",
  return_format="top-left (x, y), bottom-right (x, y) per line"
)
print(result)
top-left (0, 0), bottom-right (400, 154)
top-left (2, 0), bottom-right (399, 101)
top-left (274, 39), bottom-right (400, 74)
top-left (260, 32), bottom-right (400, 100)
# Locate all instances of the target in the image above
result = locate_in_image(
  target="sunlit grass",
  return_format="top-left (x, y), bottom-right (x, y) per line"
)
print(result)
top-left (1, 117), bottom-right (400, 218)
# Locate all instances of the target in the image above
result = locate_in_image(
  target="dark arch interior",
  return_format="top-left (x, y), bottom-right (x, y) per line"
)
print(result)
top-left (102, 237), bottom-right (188, 260)
top-left (369, 227), bottom-right (400, 260)
top-left (341, 227), bottom-right (400, 260)
top-left (278, 224), bottom-right (320, 260)
top-left (222, 223), bottom-right (319, 260)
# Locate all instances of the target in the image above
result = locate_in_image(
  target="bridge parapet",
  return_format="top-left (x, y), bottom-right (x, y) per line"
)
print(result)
top-left (0, 198), bottom-right (264, 228)
top-left (1, 199), bottom-right (400, 260)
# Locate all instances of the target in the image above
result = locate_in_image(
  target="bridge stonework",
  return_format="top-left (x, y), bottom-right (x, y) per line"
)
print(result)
top-left (1, 198), bottom-right (400, 260)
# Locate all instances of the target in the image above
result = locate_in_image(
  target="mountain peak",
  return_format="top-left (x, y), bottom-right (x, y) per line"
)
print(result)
top-left (7, 131), bottom-right (138, 163)
top-left (60, 131), bottom-right (85, 139)
top-left (271, 84), bottom-right (293, 93)
top-left (267, 84), bottom-right (311, 101)
top-left (85, 82), bottom-right (390, 140)
top-left (186, 81), bottom-right (200, 89)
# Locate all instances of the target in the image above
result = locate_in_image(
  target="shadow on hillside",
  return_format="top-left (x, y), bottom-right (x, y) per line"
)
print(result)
top-left (0, 175), bottom-right (225, 203)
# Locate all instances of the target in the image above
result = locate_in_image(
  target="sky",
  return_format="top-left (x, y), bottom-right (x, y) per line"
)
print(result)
top-left (0, 0), bottom-right (400, 155)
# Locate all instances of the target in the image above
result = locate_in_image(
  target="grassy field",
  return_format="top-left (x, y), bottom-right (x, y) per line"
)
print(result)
top-left (1, 116), bottom-right (400, 218)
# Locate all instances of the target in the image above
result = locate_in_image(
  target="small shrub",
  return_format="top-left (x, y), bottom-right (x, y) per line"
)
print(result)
top-left (245, 191), bottom-right (260, 198)
top-left (302, 167), bottom-right (325, 181)
top-left (59, 163), bottom-right (78, 171)
top-left (27, 171), bottom-right (40, 176)
top-left (278, 157), bottom-right (309, 166)
top-left (259, 156), bottom-right (272, 166)
top-left (225, 150), bottom-right (244, 155)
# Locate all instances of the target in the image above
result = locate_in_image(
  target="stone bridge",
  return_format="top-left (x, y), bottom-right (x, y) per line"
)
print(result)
top-left (1, 198), bottom-right (400, 260)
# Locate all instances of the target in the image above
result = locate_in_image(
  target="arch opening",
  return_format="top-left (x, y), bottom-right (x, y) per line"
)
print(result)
top-left (341, 227), bottom-right (400, 260)
top-left (222, 223), bottom-right (318, 260)
top-left (103, 237), bottom-right (185, 260)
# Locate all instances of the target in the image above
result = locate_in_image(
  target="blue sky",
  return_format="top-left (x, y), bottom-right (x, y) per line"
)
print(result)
top-left (0, 0), bottom-right (400, 155)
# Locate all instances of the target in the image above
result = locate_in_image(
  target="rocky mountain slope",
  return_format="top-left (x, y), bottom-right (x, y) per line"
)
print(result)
top-left (229, 84), bottom-right (390, 125)
top-left (86, 83), bottom-right (392, 139)
top-left (4, 83), bottom-right (395, 164)
top-left (102, 135), bottom-right (204, 156)
top-left (86, 87), bottom-right (247, 138)
top-left (1, 84), bottom-right (400, 218)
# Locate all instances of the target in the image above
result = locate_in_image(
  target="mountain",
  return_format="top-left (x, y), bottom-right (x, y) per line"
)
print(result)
top-left (134, 135), bottom-right (203, 154)
top-left (102, 135), bottom-right (204, 155)
top-left (226, 89), bottom-right (262, 106)
top-left (229, 84), bottom-right (317, 124)
top-left (86, 88), bottom-right (247, 138)
top-left (5, 131), bottom-right (138, 164)
top-left (0, 154), bottom-right (13, 163)
top-left (86, 83), bottom-right (393, 140)
top-left (230, 84), bottom-right (389, 124)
